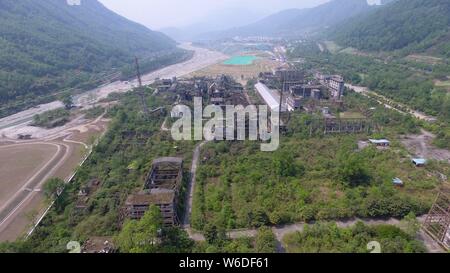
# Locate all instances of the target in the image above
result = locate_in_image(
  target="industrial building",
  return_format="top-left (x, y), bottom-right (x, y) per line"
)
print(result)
top-left (275, 68), bottom-right (305, 92)
top-left (124, 157), bottom-right (183, 227)
top-left (255, 82), bottom-right (287, 112)
top-left (315, 72), bottom-right (345, 100)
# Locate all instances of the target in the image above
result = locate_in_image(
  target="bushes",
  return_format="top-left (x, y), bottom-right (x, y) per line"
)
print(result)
top-left (31, 108), bottom-right (70, 128)
top-left (283, 222), bottom-right (426, 253)
top-left (193, 126), bottom-right (438, 231)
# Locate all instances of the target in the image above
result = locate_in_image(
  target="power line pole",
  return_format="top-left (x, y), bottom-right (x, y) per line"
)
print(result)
top-left (135, 57), bottom-right (149, 115)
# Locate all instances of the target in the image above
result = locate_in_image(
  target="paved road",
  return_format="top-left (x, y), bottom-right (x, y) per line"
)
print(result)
top-left (183, 141), bottom-right (208, 227)
top-left (346, 84), bottom-right (435, 122)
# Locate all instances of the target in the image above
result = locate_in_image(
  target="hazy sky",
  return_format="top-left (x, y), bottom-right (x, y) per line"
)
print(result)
top-left (98, 0), bottom-right (330, 29)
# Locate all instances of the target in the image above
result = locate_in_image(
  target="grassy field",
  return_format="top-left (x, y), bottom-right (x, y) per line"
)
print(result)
top-left (323, 41), bottom-right (342, 54)
top-left (434, 80), bottom-right (450, 90)
top-left (339, 111), bottom-right (366, 119)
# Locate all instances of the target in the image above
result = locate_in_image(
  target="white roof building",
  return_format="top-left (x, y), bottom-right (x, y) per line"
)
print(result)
top-left (255, 83), bottom-right (287, 112)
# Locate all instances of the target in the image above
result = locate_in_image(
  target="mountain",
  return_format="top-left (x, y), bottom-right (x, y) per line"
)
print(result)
top-left (0, 0), bottom-right (183, 117)
top-left (198, 0), bottom-right (374, 40)
top-left (161, 8), bottom-right (268, 42)
top-left (331, 0), bottom-right (450, 55)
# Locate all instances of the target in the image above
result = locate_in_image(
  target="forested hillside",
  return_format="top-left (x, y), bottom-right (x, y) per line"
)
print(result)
top-left (199, 0), bottom-right (373, 40)
top-left (332, 0), bottom-right (450, 55)
top-left (0, 0), bottom-right (185, 117)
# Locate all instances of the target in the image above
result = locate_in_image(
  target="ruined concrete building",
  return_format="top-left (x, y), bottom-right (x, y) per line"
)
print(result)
top-left (276, 68), bottom-right (305, 92)
top-left (125, 157), bottom-right (183, 227)
top-left (315, 72), bottom-right (345, 100)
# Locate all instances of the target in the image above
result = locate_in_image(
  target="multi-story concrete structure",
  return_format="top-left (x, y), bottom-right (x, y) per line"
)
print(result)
top-left (315, 72), bottom-right (344, 100)
top-left (329, 75), bottom-right (344, 100)
top-left (125, 189), bottom-right (178, 226)
top-left (290, 84), bottom-right (322, 99)
top-left (125, 157), bottom-right (183, 227)
top-left (276, 69), bottom-right (305, 92)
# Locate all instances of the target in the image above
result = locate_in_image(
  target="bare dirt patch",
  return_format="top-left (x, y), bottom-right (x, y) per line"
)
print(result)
top-left (189, 52), bottom-right (282, 84)
top-left (401, 130), bottom-right (450, 163)
top-left (0, 144), bottom-right (58, 207)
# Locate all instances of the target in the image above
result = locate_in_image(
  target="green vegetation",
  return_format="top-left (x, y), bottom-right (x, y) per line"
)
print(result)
top-left (332, 0), bottom-right (450, 55)
top-left (288, 41), bottom-right (450, 149)
top-left (255, 227), bottom-right (277, 253)
top-left (3, 88), bottom-right (198, 253)
top-left (191, 108), bottom-right (440, 231)
top-left (115, 206), bottom-right (193, 253)
top-left (60, 92), bottom-right (74, 110)
top-left (42, 178), bottom-right (65, 201)
top-left (193, 226), bottom-right (277, 253)
top-left (32, 108), bottom-right (71, 129)
top-left (0, 0), bottom-right (190, 118)
top-left (283, 221), bottom-right (426, 253)
top-left (83, 106), bottom-right (105, 120)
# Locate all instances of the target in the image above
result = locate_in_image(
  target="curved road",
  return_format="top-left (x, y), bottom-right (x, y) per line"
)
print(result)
top-left (0, 142), bottom-right (71, 233)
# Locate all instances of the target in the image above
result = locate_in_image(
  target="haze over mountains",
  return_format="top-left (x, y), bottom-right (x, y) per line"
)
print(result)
top-left (166, 0), bottom-right (376, 41)
top-left (159, 8), bottom-right (269, 42)
top-left (0, 0), bottom-right (180, 117)
top-left (331, 0), bottom-right (450, 55)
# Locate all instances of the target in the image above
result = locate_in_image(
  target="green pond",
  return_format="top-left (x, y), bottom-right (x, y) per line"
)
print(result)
top-left (223, 55), bottom-right (257, 65)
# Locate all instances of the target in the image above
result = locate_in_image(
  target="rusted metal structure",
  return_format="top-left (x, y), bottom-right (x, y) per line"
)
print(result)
top-left (422, 191), bottom-right (450, 251)
top-left (307, 118), bottom-right (374, 136)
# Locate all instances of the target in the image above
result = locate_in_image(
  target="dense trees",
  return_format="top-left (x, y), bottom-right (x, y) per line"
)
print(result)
top-left (283, 221), bottom-right (426, 253)
top-left (332, 0), bottom-right (450, 54)
top-left (115, 206), bottom-right (163, 253)
top-left (255, 227), bottom-right (277, 253)
top-left (114, 206), bottom-right (193, 253)
top-left (32, 108), bottom-right (70, 129)
top-left (42, 178), bottom-right (65, 201)
top-left (191, 125), bottom-right (438, 231)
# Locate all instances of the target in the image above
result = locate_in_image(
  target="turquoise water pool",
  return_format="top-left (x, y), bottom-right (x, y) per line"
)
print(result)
top-left (223, 55), bottom-right (257, 65)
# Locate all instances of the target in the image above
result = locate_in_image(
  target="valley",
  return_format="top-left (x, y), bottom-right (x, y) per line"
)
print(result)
top-left (0, 0), bottom-right (449, 257)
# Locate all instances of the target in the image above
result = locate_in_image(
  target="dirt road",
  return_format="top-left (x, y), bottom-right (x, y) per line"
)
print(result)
top-left (401, 129), bottom-right (450, 163)
top-left (186, 216), bottom-right (444, 253)
top-left (346, 84), bottom-right (435, 122)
